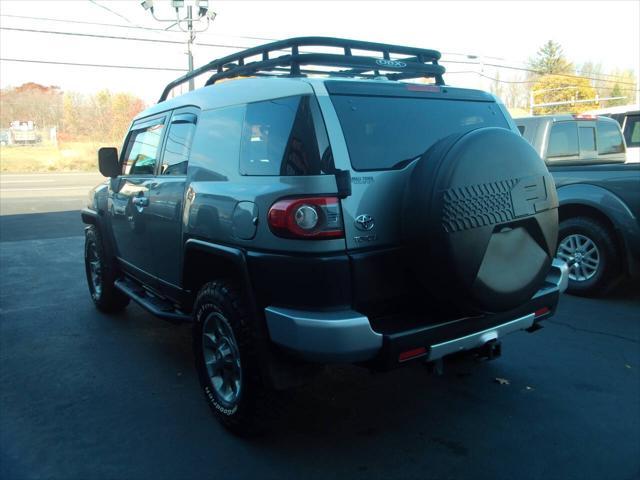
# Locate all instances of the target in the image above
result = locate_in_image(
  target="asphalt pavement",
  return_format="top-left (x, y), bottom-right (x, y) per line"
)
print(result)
top-left (0, 174), bottom-right (639, 480)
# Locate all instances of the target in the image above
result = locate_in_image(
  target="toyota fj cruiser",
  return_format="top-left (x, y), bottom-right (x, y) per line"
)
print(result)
top-left (82, 37), bottom-right (568, 433)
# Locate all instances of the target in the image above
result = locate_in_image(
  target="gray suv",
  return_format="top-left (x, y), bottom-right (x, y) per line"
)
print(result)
top-left (82, 38), bottom-right (568, 433)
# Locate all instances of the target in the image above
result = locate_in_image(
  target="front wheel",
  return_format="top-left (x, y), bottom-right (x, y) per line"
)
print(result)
top-left (557, 217), bottom-right (621, 296)
top-left (193, 281), bottom-right (276, 435)
top-left (84, 226), bottom-right (129, 313)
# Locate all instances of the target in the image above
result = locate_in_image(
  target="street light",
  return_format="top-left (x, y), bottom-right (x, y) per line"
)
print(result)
top-left (141, 0), bottom-right (217, 92)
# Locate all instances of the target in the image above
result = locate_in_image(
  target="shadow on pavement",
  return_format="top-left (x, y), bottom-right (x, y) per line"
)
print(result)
top-left (0, 210), bottom-right (83, 242)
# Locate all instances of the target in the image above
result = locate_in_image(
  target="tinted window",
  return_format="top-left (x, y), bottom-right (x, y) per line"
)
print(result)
top-left (122, 122), bottom-right (165, 175)
top-left (240, 95), bottom-right (330, 175)
top-left (330, 96), bottom-right (509, 171)
top-left (597, 121), bottom-right (625, 154)
top-left (517, 125), bottom-right (526, 135)
top-left (189, 106), bottom-right (244, 181)
top-left (161, 118), bottom-right (196, 175)
top-left (547, 122), bottom-right (578, 158)
top-left (624, 115), bottom-right (640, 148)
top-left (579, 126), bottom-right (596, 152)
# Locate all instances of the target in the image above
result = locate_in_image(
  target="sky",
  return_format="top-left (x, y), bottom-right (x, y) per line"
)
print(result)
top-left (0, 0), bottom-right (639, 105)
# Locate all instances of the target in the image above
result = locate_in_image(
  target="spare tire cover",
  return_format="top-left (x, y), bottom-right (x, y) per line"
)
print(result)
top-left (403, 127), bottom-right (558, 313)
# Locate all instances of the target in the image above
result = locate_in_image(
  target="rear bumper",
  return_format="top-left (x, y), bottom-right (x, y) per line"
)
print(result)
top-left (265, 259), bottom-right (568, 365)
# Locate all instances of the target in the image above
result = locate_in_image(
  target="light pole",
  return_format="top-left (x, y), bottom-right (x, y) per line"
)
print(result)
top-left (140, 0), bottom-right (216, 91)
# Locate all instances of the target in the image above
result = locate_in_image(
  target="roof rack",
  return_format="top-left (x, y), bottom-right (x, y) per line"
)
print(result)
top-left (158, 36), bottom-right (445, 102)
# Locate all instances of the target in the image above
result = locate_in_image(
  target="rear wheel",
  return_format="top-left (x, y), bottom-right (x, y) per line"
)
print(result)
top-left (557, 217), bottom-right (620, 296)
top-left (193, 281), bottom-right (276, 435)
top-left (84, 225), bottom-right (129, 313)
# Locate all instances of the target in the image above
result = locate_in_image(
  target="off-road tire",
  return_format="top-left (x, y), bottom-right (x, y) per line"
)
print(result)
top-left (193, 280), bottom-right (277, 435)
top-left (558, 217), bottom-right (621, 297)
top-left (84, 225), bottom-right (129, 313)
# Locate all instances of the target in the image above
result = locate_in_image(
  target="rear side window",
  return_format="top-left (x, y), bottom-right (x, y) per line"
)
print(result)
top-left (546, 122), bottom-right (578, 158)
top-left (122, 122), bottom-right (165, 175)
top-left (597, 121), bottom-right (625, 154)
top-left (624, 115), bottom-right (640, 148)
top-left (161, 114), bottom-right (197, 175)
top-left (578, 126), bottom-right (596, 153)
top-left (517, 125), bottom-right (526, 135)
top-left (330, 96), bottom-right (509, 171)
top-left (240, 95), bottom-right (333, 176)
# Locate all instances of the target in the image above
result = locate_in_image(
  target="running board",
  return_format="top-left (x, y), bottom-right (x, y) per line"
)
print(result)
top-left (115, 278), bottom-right (190, 323)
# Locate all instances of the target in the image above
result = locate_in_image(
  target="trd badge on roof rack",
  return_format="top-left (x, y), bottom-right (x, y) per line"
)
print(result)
top-left (376, 59), bottom-right (407, 68)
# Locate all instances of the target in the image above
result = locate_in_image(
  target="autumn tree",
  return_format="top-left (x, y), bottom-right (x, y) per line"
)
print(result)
top-left (0, 83), bottom-right (62, 129)
top-left (532, 75), bottom-right (597, 115)
top-left (528, 40), bottom-right (573, 75)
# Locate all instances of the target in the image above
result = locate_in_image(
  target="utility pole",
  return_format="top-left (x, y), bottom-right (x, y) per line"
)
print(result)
top-left (141, 0), bottom-right (216, 91)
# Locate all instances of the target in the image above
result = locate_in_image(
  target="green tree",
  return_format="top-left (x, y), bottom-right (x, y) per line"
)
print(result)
top-left (528, 40), bottom-right (573, 75)
top-left (532, 75), bottom-right (597, 115)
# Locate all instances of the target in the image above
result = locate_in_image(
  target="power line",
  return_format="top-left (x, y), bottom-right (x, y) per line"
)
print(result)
top-left (87, 0), bottom-right (136, 26)
top-left (0, 13), bottom-right (275, 42)
top-left (0, 58), bottom-right (187, 72)
top-left (0, 26), bottom-right (250, 49)
top-left (1, 25), bottom-right (637, 88)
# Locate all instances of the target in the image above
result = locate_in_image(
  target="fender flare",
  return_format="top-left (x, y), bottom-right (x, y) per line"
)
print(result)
top-left (556, 183), bottom-right (640, 276)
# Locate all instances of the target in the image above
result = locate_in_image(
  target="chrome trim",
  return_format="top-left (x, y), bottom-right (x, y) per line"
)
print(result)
top-left (264, 307), bottom-right (382, 362)
top-left (427, 313), bottom-right (536, 361)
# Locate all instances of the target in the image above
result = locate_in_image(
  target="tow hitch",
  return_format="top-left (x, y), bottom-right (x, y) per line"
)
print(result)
top-left (478, 339), bottom-right (502, 360)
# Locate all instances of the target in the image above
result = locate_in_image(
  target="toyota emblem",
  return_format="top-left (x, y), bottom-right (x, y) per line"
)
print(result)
top-left (355, 214), bottom-right (375, 231)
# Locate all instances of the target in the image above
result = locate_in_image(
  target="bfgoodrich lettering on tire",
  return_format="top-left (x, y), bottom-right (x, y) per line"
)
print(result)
top-left (193, 280), bottom-right (276, 435)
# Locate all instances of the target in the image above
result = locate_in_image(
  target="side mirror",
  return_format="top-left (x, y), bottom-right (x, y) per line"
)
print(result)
top-left (98, 147), bottom-right (120, 178)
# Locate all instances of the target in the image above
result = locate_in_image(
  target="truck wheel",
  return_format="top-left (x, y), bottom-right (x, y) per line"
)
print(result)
top-left (193, 281), bottom-right (276, 435)
top-left (557, 217), bottom-right (620, 296)
top-left (84, 226), bottom-right (130, 312)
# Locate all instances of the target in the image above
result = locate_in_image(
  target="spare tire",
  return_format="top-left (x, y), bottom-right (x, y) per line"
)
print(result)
top-left (403, 127), bottom-right (558, 313)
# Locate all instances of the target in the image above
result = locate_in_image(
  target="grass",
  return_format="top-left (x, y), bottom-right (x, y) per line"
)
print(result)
top-left (0, 141), bottom-right (109, 173)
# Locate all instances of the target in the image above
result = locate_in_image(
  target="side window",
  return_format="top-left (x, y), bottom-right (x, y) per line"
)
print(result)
top-left (517, 125), bottom-right (526, 135)
top-left (122, 122), bottom-right (165, 175)
top-left (624, 115), bottom-right (640, 148)
top-left (161, 114), bottom-right (197, 175)
top-left (546, 122), bottom-right (579, 159)
top-left (578, 126), bottom-right (596, 154)
top-left (597, 121), bottom-right (625, 155)
top-left (240, 95), bottom-right (332, 176)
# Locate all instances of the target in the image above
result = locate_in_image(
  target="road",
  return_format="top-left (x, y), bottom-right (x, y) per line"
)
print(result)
top-left (0, 175), bottom-right (639, 480)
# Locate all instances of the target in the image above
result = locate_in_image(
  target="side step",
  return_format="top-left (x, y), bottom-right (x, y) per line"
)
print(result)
top-left (115, 278), bottom-right (190, 323)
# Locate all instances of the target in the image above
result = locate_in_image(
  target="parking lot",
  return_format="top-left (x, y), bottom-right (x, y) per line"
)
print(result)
top-left (1, 173), bottom-right (639, 480)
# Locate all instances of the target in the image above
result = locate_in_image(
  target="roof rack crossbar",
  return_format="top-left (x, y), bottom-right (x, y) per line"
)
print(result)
top-left (158, 36), bottom-right (445, 102)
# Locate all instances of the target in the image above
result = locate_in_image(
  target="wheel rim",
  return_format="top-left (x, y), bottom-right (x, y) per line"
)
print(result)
top-left (86, 241), bottom-right (102, 298)
top-left (202, 312), bottom-right (242, 407)
top-left (557, 234), bottom-right (600, 282)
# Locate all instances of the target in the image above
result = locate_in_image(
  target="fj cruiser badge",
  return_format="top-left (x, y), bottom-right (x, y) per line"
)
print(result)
top-left (355, 214), bottom-right (375, 231)
top-left (376, 59), bottom-right (406, 68)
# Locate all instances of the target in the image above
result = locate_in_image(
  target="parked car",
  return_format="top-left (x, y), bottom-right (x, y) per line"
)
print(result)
top-left (82, 37), bottom-right (567, 433)
top-left (515, 114), bottom-right (640, 296)
top-left (610, 109), bottom-right (639, 163)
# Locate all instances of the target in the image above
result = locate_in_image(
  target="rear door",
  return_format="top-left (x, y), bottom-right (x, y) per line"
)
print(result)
top-left (109, 115), bottom-right (167, 282)
top-left (146, 108), bottom-right (198, 294)
top-left (322, 82), bottom-right (511, 251)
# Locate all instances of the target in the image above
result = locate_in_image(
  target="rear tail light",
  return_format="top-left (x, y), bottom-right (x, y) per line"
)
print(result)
top-left (535, 307), bottom-right (550, 318)
top-left (268, 196), bottom-right (344, 239)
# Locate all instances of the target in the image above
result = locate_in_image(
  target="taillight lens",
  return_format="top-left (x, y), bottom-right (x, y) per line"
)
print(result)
top-left (268, 196), bottom-right (344, 239)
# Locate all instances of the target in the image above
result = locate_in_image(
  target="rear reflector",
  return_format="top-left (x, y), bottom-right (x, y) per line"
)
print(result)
top-left (535, 307), bottom-right (550, 318)
top-left (398, 346), bottom-right (427, 362)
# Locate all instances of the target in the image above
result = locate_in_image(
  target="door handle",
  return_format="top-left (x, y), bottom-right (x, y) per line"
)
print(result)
top-left (132, 196), bottom-right (149, 207)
